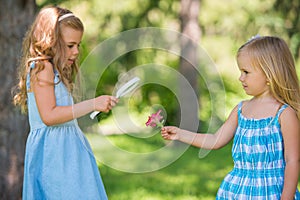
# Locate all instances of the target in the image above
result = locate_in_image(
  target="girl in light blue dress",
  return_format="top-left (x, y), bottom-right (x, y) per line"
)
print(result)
top-left (14, 6), bottom-right (118, 199)
top-left (161, 36), bottom-right (300, 199)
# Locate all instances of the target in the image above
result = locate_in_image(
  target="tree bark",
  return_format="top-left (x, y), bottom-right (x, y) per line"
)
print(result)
top-left (0, 0), bottom-right (36, 199)
top-left (178, 0), bottom-right (201, 131)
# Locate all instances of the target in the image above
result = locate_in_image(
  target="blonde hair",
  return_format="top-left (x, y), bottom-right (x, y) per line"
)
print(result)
top-left (237, 36), bottom-right (300, 118)
top-left (13, 6), bottom-right (84, 113)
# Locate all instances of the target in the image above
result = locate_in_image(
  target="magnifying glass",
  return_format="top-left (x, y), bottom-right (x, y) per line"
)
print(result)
top-left (90, 77), bottom-right (140, 119)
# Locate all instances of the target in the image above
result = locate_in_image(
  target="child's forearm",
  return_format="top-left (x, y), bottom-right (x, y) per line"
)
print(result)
top-left (177, 129), bottom-right (219, 149)
top-left (40, 99), bottom-right (94, 126)
top-left (177, 107), bottom-right (237, 149)
top-left (72, 99), bottom-right (95, 119)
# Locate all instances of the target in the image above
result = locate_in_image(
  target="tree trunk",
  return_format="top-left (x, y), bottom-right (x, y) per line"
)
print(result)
top-left (0, 0), bottom-right (36, 199)
top-left (178, 0), bottom-right (201, 131)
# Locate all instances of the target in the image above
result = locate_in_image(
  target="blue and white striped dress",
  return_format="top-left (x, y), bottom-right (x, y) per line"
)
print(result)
top-left (217, 102), bottom-right (300, 199)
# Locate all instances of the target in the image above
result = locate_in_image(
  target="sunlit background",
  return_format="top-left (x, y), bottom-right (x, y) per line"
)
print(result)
top-left (32, 0), bottom-right (300, 199)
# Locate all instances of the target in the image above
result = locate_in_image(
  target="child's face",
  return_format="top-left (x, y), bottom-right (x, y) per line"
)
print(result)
top-left (61, 25), bottom-right (83, 67)
top-left (237, 53), bottom-right (269, 97)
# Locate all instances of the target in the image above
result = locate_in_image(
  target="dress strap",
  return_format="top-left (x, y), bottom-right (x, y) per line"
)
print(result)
top-left (237, 101), bottom-right (243, 115)
top-left (26, 61), bottom-right (36, 91)
top-left (275, 104), bottom-right (288, 119)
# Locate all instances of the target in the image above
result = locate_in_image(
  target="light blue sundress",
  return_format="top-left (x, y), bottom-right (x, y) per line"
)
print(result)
top-left (22, 62), bottom-right (108, 200)
top-left (217, 102), bottom-right (300, 199)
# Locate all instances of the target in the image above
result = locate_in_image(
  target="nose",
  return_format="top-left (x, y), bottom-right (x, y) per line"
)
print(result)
top-left (239, 74), bottom-right (244, 82)
top-left (72, 46), bottom-right (79, 56)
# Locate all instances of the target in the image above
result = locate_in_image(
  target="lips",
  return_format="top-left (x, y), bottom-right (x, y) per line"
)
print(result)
top-left (67, 59), bottom-right (75, 65)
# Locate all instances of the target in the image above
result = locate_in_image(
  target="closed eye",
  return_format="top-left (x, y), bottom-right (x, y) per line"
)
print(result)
top-left (67, 43), bottom-right (80, 49)
top-left (240, 69), bottom-right (249, 74)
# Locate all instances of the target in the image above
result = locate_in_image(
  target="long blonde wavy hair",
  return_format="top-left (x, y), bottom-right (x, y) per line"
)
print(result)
top-left (237, 36), bottom-right (300, 118)
top-left (13, 6), bottom-right (84, 113)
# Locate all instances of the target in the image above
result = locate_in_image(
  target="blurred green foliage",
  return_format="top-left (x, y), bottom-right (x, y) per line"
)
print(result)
top-left (36, 0), bottom-right (300, 129)
top-left (88, 133), bottom-right (233, 200)
top-left (35, 0), bottom-right (300, 198)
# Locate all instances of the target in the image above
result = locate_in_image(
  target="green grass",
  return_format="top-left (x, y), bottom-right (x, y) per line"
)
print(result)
top-left (87, 133), bottom-right (300, 200)
top-left (87, 133), bottom-right (233, 200)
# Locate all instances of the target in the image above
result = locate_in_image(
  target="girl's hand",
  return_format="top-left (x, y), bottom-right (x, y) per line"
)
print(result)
top-left (161, 126), bottom-right (180, 140)
top-left (94, 95), bottom-right (118, 113)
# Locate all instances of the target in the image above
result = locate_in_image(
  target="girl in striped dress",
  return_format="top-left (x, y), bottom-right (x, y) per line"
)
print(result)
top-left (161, 36), bottom-right (300, 199)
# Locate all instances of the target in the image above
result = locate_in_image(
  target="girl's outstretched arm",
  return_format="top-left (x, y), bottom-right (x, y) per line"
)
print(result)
top-left (161, 105), bottom-right (239, 149)
top-left (280, 106), bottom-right (300, 199)
top-left (32, 62), bottom-right (118, 126)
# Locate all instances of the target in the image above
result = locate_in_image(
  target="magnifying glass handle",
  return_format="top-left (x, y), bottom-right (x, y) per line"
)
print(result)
top-left (89, 76), bottom-right (139, 120)
top-left (90, 92), bottom-right (121, 119)
top-left (90, 111), bottom-right (100, 119)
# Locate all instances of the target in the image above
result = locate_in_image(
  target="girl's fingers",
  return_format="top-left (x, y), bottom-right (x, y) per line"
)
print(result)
top-left (161, 134), bottom-right (168, 139)
top-left (110, 96), bottom-right (118, 107)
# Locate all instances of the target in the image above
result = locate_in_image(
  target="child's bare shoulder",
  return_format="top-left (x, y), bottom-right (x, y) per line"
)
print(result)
top-left (32, 60), bottom-right (55, 84)
top-left (39, 60), bottom-right (54, 75)
top-left (281, 105), bottom-right (297, 119)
